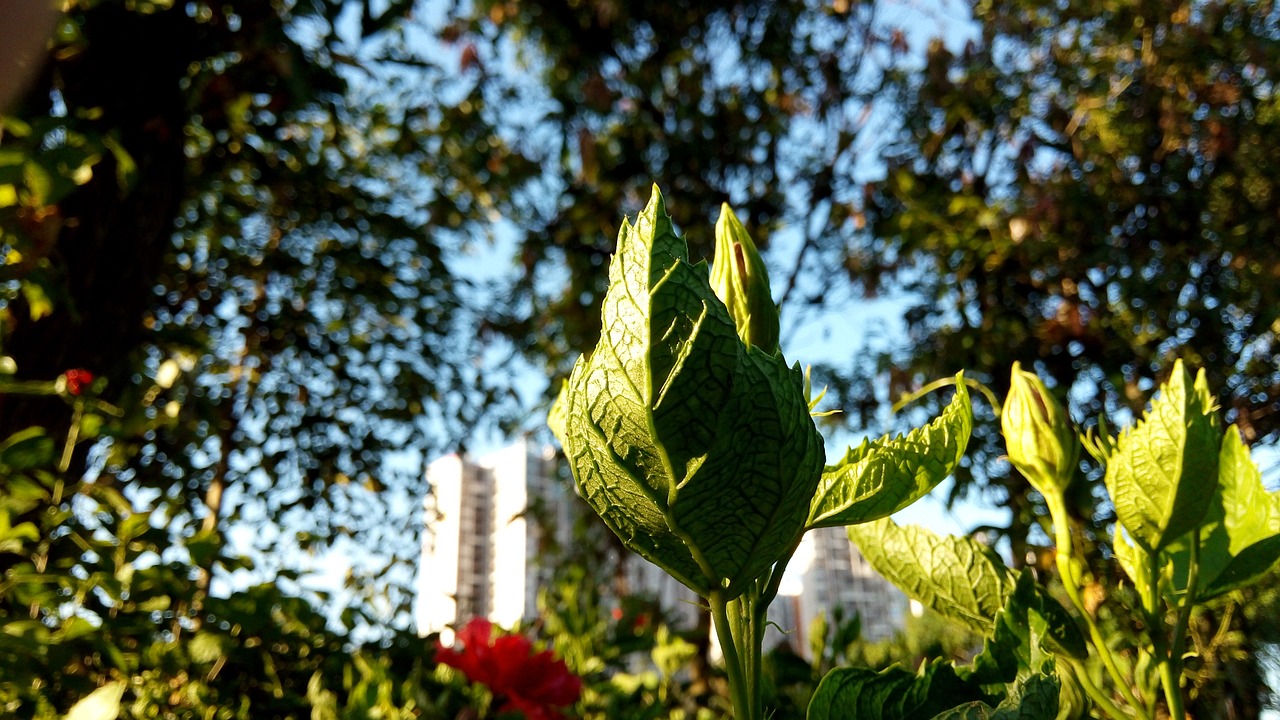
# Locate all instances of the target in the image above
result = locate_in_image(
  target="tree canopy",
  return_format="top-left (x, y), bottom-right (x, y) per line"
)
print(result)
top-left (856, 0), bottom-right (1280, 547)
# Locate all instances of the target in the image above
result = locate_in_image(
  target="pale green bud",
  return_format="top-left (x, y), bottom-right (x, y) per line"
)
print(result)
top-left (1002, 362), bottom-right (1079, 497)
top-left (710, 204), bottom-right (780, 353)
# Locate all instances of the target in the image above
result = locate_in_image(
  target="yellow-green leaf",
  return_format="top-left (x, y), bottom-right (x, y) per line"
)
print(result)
top-left (807, 376), bottom-right (971, 529)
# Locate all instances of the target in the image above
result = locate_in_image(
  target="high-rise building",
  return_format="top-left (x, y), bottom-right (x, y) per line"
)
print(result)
top-left (783, 526), bottom-right (907, 649)
top-left (416, 438), bottom-right (571, 642)
top-left (416, 440), bottom-right (906, 655)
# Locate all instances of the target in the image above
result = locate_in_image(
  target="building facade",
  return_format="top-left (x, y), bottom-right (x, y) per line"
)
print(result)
top-left (417, 440), bottom-right (906, 654)
top-left (416, 439), bottom-right (571, 642)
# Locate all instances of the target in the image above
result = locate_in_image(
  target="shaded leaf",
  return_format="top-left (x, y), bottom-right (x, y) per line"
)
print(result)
top-left (0, 427), bottom-right (55, 471)
top-left (808, 660), bottom-right (991, 720)
top-left (929, 674), bottom-right (1059, 720)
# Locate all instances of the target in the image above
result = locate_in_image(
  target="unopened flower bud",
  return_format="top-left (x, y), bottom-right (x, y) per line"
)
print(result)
top-left (1002, 362), bottom-right (1078, 496)
top-left (710, 204), bottom-right (779, 353)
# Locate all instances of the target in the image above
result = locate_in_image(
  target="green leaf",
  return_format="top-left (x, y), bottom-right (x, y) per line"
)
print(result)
top-left (0, 427), bottom-right (55, 471)
top-left (0, 519), bottom-right (39, 553)
top-left (808, 660), bottom-right (991, 720)
top-left (1023, 581), bottom-right (1087, 661)
top-left (1112, 528), bottom-right (1144, 589)
top-left (807, 377), bottom-right (972, 529)
top-left (1215, 426), bottom-right (1280, 550)
top-left (1166, 426), bottom-right (1280, 599)
top-left (848, 518), bottom-right (1015, 636)
top-left (23, 161), bottom-right (52, 205)
top-left (58, 616), bottom-right (97, 642)
top-left (562, 187), bottom-right (824, 597)
top-left (968, 571), bottom-right (1085, 687)
top-left (64, 681), bottom-right (125, 720)
top-left (547, 379), bottom-right (569, 447)
top-left (118, 512), bottom-right (152, 542)
top-left (929, 674), bottom-right (1060, 720)
top-left (137, 595), bottom-right (172, 613)
top-left (1100, 360), bottom-right (1220, 552)
top-left (850, 520), bottom-right (1084, 662)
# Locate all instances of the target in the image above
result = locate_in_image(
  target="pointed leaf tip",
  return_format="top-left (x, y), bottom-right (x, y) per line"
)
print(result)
top-left (807, 375), bottom-right (971, 528)
top-left (1103, 360), bottom-right (1220, 552)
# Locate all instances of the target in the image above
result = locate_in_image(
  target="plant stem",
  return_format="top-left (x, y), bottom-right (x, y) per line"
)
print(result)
top-left (1163, 538), bottom-right (1198, 720)
top-left (710, 592), bottom-right (755, 720)
top-left (1065, 657), bottom-right (1131, 720)
top-left (1143, 548), bottom-right (1186, 720)
top-left (58, 399), bottom-right (83, 474)
top-left (1046, 494), bottom-right (1147, 717)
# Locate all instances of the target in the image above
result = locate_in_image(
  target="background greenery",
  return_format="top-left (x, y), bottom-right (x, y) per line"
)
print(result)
top-left (1, 0), bottom-right (1277, 717)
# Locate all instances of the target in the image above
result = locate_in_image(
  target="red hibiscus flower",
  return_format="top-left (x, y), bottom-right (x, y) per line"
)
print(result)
top-left (63, 369), bottom-right (94, 396)
top-left (436, 618), bottom-right (582, 720)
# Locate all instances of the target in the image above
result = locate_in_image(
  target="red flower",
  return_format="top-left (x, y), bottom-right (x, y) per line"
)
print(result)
top-left (436, 618), bottom-right (582, 720)
top-left (64, 369), bottom-right (94, 396)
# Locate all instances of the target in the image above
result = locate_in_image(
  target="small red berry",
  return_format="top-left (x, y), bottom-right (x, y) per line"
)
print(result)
top-left (64, 369), bottom-right (94, 396)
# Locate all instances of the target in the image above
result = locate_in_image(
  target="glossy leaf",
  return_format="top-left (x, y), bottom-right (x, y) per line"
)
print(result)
top-left (807, 378), bottom-right (972, 529)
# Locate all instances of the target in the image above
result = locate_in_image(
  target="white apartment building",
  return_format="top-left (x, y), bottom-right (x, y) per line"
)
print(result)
top-left (416, 439), bottom-right (572, 642)
top-left (783, 525), bottom-right (907, 648)
top-left (416, 440), bottom-right (906, 654)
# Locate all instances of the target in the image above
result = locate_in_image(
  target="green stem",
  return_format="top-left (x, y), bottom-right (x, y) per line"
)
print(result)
top-left (1163, 537), bottom-right (1198, 720)
top-left (0, 378), bottom-right (61, 395)
top-left (710, 592), bottom-right (755, 720)
top-left (1065, 658), bottom-right (1131, 720)
top-left (1143, 548), bottom-right (1186, 720)
top-left (892, 375), bottom-right (1002, 415)
top-left (1046, 495), bottom-right (1147, 717)
top-left (58, 399), bottom-right (84, 475)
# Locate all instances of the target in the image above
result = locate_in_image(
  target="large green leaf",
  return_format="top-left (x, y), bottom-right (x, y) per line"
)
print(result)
top-left (0, 427), bottom-right (55, 471)
top-left (562, 187), bottom-right (824, 597)
top-left (928, 675), bottom-right (1060, 720)
top-left (1165, 426), bottom-right (1280, 599)
top-left (1216, 426), bottom-right (1280, 552)
top-left (1100, 360), bottom-right (1220, 552)
top-left (808, 661), bottom-right (991, 720)
top-left (850, 520), bottom-right (1085, 661)
top-left (807, 378), bottom-right (972, 529)
top-left (848, 518), bottom-right (1016, 636)
top-left (972, 571), bottom-right (1088, 681)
